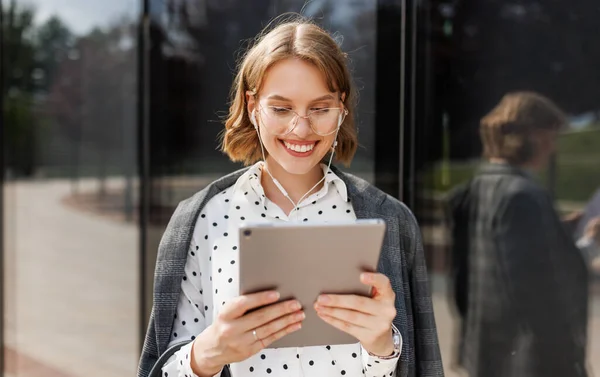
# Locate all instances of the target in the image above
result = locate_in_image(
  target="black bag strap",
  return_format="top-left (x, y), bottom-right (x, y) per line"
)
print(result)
top-left (148, 341), bottom-right (231, 377)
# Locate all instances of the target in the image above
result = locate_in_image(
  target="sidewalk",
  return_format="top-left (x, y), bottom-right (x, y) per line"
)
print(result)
top-left (3, 179), bottom-right (139, 377)
top-left (3, 178), bottom-right (600, 377)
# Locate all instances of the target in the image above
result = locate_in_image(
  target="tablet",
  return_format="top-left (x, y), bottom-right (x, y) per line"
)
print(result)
top-left (238, 219), bottom-right (386, 348)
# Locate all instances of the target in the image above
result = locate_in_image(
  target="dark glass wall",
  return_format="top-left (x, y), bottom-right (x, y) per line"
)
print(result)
top-left (1, 0), bottom-right (140, 376)
top-left (411, 0), bottom-right (600, 374)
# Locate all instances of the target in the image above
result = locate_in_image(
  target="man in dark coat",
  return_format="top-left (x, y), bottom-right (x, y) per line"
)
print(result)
top-left (447, 92), bottom-right (595, 377)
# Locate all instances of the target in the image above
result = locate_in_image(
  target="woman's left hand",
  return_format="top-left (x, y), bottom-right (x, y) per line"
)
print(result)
top-left (314, 272), bottom-right (397, 357)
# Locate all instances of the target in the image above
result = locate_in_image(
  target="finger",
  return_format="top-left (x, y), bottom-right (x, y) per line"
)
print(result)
top-left (317, 312), bottom-right (367, 340)
top-left (314, 304), bottom-right (376, 329)
top-left (258, 310), bottom-right (305, 339)
top-left (316, 294), bottom-right (379, 314)
top-left (260, 322), bottom-right (303, 349)
top-left (360, 272), bottom-right (395, 300)
top-left (239, 299), bottom-right (302, 332)
top-left (220, 291), bottom-right (280, 320)
top-left (244, 310), bottom-right (305, 345)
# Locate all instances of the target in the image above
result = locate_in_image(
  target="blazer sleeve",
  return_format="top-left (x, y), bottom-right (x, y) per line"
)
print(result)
top-left (138, 308), bottom-right (159, 377)
top-left (137, 199), bottom-right (187, 377)
top-left (405, 208), bottom-right (445, 376)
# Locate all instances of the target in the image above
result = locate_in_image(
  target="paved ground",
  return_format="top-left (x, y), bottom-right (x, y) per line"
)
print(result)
top-left (3, 178), bottom-right (600, 377)
top-left (3, 179), bottom-right (139, 377)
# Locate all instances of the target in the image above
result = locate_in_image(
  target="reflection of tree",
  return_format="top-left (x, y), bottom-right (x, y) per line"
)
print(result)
top-left (2, 0), bottom-right (38, 175)
top-left (149, 0), bottom-right (272, 173)
top-left (36, 16), bottom-right (73, 91)
top-left (146, 0), bottom-right (276, 222)
top-left (81, 27), bottom-right (130, 196)
top-left (44, 18), bottom-right (136, 197)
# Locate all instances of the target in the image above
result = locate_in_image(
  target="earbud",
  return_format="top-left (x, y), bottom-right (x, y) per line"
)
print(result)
top-left (332, 140), bottom-right (338, 151)
top-left (250, 111), bottom-right (258, 129)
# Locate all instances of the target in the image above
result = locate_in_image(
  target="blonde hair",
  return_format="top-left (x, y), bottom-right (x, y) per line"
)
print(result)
top-left (220, 16), bottom-right (358, 166)
top-left (480, 91), bottom-right (566, 165)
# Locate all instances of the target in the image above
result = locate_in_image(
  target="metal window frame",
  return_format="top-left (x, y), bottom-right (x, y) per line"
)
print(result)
top-left (0, 2), bottom-right (5, 374)
top-left (138, 0), bottom-right (151, 351)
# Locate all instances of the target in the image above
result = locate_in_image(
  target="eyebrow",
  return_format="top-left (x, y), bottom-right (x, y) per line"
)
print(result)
top-left (266, 94), bottom-right (337, 102)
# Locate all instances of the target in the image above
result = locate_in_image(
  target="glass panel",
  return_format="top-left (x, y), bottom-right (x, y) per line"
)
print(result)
top-left (415, 0), bottom-right (600, 375)
top-left (144, 0), bottom-right (379, 317)
top-left (2, 0), bottom-right (140, 376)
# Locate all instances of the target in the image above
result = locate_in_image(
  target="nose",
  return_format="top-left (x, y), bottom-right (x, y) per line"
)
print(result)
top-left (293, 115), bottom-right (312, 138)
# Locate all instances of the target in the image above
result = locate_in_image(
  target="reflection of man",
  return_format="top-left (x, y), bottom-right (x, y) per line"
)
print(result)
top-left (448, 92), bottom-right (596, 377)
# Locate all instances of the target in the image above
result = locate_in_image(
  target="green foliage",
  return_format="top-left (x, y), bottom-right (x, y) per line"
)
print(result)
top-left (422, 127), bottom-right (600, 204)
top-left (4, 92), bottom-right (36, 175)
top-left (2, 1), bottom-right (39, 175)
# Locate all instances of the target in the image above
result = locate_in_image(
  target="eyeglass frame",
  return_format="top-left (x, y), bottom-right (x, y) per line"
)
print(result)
top-left (254, 103), bottom-right (349, 137)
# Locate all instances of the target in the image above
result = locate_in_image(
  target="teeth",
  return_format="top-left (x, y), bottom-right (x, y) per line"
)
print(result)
top-left (284, 141), bottom-right (315, 153)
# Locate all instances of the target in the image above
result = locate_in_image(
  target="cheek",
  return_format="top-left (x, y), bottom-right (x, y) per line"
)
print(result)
top-left (259, 132), bottom-right (280, 153)
top-left (315, 137), bottom-right (335, 157)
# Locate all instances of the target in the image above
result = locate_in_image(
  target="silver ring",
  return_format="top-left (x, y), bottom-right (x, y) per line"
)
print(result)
top-left (252, 329), bottom-right (259, 341)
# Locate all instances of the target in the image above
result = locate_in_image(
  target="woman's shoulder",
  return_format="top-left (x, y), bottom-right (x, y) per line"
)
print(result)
top-left (336, 169), bottom-right (417, 224)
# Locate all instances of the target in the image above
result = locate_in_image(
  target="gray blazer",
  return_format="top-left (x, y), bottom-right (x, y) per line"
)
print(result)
top-left (448, 163), bottom-right (589, 377)
top-left (137, 167), bottom-right (444, 377)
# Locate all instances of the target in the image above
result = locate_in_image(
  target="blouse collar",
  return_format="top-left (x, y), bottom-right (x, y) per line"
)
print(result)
top-left (241, 162), bottom-right (349, 208)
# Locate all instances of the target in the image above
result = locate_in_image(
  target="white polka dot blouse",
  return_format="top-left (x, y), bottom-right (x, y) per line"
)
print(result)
top-left (161, 162), bottom-right (400, 377)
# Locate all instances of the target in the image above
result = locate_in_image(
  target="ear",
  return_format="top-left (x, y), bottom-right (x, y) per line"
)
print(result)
top-left (340, 92), bottom-right (347, 103)
top-left (246, 90), bottom-right (257, 116)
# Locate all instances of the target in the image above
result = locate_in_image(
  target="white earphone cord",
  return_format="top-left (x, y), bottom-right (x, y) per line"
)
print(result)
top-left (252, 111), bottom-right (342, 221)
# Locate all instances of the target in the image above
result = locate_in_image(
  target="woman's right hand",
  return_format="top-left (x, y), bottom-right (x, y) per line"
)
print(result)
top-left (190, 291), bottom-right (305, 377)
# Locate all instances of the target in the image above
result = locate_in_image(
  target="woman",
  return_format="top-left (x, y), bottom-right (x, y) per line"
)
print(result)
top-left (448, 91), bottom-right (592, 377)
top-left (138, 18), bottom-right (443, 377)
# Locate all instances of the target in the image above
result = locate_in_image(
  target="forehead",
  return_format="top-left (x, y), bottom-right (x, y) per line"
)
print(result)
top-left (259, 58), bottom-right (335, 101)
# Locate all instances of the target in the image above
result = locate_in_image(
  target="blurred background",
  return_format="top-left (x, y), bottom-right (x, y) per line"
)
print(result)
top-left (1, 0), bottom-right (599, 376)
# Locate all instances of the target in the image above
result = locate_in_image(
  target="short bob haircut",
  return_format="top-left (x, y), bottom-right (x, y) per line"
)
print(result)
top-left (221, 17), bottom-right (358, 166)
top-left (480, 91), bottom-right (567, 165)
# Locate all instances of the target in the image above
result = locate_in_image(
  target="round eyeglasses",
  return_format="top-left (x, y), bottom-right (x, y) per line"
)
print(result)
top-left (257, 105), bottom-right (348, 136)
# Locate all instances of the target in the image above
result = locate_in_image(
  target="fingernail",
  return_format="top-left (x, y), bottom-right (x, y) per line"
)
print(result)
top-left (295, 312), bottom-right (305, 321)
top-left (291, 301), bottom-right (301, 310)
top-left (269, 292), bottom-right (280, 300)
top-left (361, 273), bottom-right (371, 282)
top-left (293, 323), bottom-right (302, 331)
top-left (318, 295), bottom-right (330, 304)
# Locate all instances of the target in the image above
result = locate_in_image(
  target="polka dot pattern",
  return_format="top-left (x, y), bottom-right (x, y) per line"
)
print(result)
top-left (162, 163), bottom-right (399, 377)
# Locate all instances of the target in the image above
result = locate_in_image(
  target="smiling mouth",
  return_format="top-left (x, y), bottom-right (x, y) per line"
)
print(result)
top-left (281, 140), bottom-right (318, 153)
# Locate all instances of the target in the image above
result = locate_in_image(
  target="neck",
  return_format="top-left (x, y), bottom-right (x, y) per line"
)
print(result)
top-left (261, 158), bottom-right (325, 208)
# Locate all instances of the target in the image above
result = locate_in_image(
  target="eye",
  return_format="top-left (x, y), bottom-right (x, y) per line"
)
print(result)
top-left (270, 106), bottom-right (291, 114)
